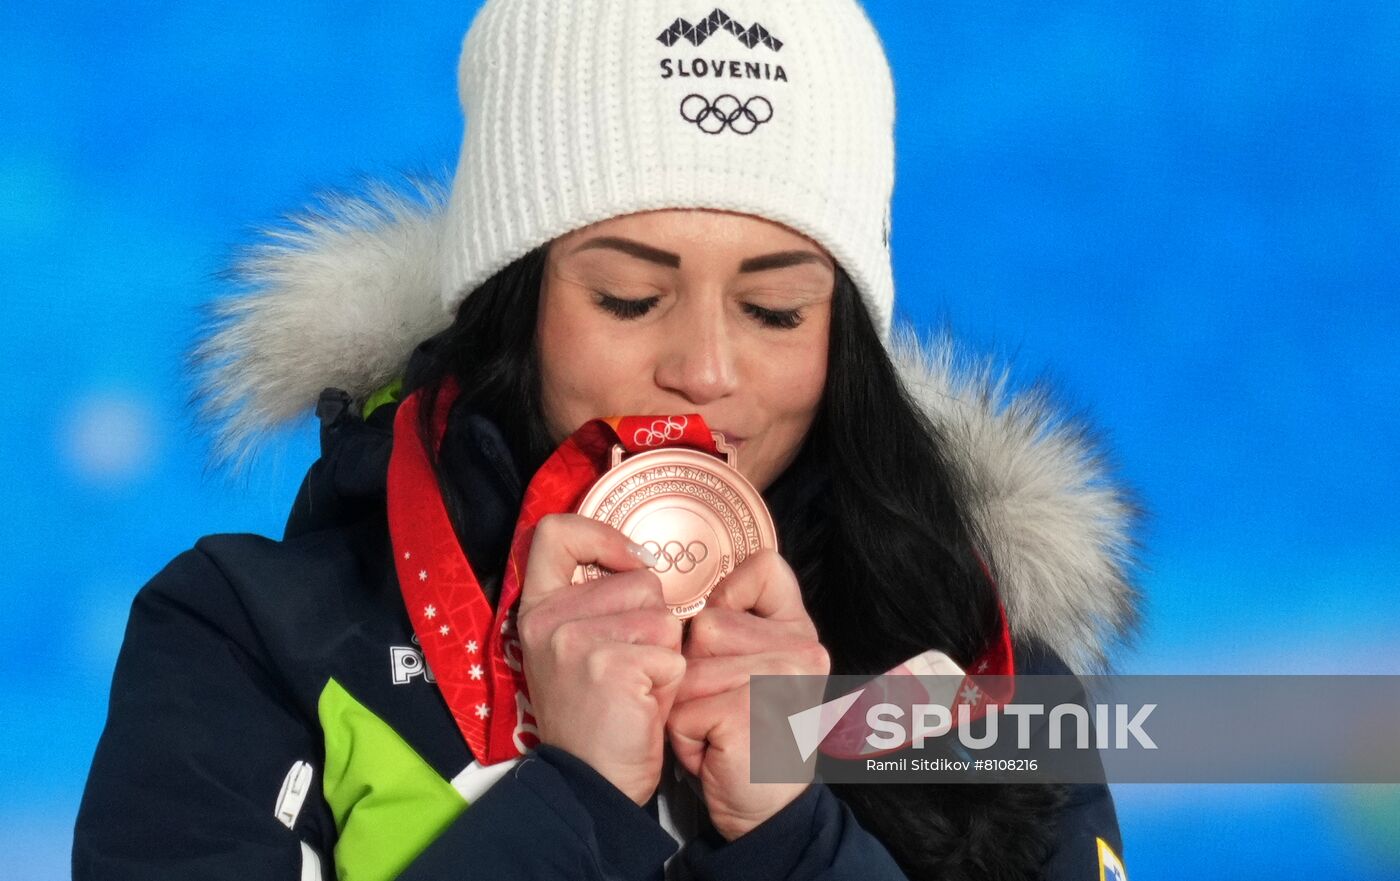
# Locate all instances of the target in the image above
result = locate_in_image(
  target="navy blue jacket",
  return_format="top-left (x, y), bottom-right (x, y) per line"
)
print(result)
top-left (74, 393), bottom-right (1123, 880)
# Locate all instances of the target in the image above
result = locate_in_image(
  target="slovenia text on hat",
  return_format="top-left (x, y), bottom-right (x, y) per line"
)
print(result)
top-left (440, 0), bottom-right (897, 338)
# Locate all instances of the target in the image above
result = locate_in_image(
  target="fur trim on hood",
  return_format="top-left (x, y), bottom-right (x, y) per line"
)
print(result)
top-left (190, 180), bottom-right (1141, 673)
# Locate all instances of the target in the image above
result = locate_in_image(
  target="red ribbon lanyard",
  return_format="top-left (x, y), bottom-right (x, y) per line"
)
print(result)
top-left (388, 379), bottom-right (1015, 765)
top-left (388, 379), bottom-right (719, 764)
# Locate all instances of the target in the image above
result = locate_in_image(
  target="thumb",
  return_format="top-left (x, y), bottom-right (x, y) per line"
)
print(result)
top-left (650, 652), bottom-right (686, 722)
top-left (666, 693), bottom-right (722, 778)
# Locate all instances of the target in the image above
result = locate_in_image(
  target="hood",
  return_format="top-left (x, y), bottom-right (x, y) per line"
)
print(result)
top-left (191, 179), bottom-right (1142, 673)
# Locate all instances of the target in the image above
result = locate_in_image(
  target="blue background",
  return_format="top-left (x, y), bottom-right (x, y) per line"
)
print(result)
top-left (4, 1), bottom-right (1398, 877)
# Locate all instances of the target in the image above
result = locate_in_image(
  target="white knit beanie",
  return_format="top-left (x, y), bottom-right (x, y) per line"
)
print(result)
top-left (441, 0), bottom-right (897, 338)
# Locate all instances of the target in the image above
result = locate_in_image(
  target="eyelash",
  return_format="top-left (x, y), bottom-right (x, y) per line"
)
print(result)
top-left (595, 293), bottom-right (804, 330)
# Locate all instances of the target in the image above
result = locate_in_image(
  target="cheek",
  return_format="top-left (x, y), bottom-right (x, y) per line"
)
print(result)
top-left (737, 336), bottom-right (825, 490)
top-left (754, 333), bottom-right (828, 436)
top-left (536, 295), bottom-right (643, 438)
top-left (538, 310), bottom-right (592, 437)
top-left (783, 328), bottom-right (829, 405)
top-left (796, 343), bottom-right (829, 407)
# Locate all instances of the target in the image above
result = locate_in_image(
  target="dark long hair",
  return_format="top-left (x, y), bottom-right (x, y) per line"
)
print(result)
top-left (403, 247), bottom-right (1064, 878)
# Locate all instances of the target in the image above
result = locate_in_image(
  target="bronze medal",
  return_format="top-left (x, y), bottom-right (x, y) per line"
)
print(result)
top-left (573, 433), bottom-right (777, 617)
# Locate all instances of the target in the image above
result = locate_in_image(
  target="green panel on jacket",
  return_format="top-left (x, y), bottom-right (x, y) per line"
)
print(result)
top-left (318, 677), bottom-right (467, 881)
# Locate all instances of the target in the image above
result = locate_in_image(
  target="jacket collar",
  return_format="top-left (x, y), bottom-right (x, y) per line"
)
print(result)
top-left (285, 384), bottom-right (524, 601)
top-left (196, 181), bottom-right (1141, 673)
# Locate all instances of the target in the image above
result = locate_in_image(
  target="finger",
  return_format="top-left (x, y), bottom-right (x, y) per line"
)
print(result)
top-left (520, 514), bottom-right (656, 609)
top-left (629, 643), bottom-right (688, 696)
top-left (551, 609), bottom-right (683, 654)
top-left (675, 655), bottom-right (752, 703)
top-left (685, 607), bottom-right (811, 659)
top-left (707, 550), bottom-right (815, 631)
top-left (666, 688), bottom-right (746, 777)
top-left (549, 567), bottom-right (670, 621)
top-left (644, 648), bottom-right (688, 723)
top-left (518, 569), bottom-right (671, 649)
top-left (576, 642), bottom-right (687, 699)
top-left (610, 643), bottom-right (688, 724)
top-left (534, 643), bottom-right (686, 741)
top-left (676, 647), bottom-right (831, 704)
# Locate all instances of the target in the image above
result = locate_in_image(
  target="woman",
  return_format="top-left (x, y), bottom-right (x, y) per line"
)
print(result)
top-left (75, 1), bottom-right (1140, 879)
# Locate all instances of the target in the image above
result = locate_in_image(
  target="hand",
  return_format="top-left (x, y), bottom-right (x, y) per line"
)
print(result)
top-left (666, 549), bottom-right (831, 840)
top-left (517, 513), bottom-right (686, 804)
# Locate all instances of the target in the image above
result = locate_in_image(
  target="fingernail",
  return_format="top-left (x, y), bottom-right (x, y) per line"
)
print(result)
top-left (627, 541), bottom-right (659, 568)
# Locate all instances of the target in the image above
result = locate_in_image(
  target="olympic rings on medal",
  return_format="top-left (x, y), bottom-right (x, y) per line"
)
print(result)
top-left (633, 415), bottom-right (689, 447)
top-left (679, 94), bottom-right (774, 135)
top-left (642, 540), bottom-right (710, 574)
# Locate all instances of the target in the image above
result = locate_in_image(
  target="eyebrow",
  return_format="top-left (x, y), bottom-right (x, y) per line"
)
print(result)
top-left (737, 250), bottom-right (833, 274)
top-left (570, 236), bottom-right (833, 274)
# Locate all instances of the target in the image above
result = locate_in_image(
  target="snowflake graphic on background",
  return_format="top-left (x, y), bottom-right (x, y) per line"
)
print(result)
top-left (424, 604), bottom-right (437, 619)
top-left (469, 664), bottom-right (484, 680)
top-left (474, 703), bottom-right (491, 719)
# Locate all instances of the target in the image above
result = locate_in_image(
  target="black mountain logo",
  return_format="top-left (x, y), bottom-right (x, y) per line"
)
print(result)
top-left (656, 8), bottom-right (783, 51)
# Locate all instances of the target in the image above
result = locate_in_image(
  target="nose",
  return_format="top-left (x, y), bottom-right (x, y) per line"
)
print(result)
top-left (652, 295), bottom-right (739, 406)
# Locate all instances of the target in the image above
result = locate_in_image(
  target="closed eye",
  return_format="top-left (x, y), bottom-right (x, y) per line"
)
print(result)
top-left (597, 292), bottom-right (804, 330)
top-left (743, 303), bottom-right (804, 330)
top-left (595, 292), bottom-right (659, 320)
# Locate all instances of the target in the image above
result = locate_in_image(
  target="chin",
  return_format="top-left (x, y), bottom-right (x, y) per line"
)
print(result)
top-left (742, 464), bottom-right (773, 492)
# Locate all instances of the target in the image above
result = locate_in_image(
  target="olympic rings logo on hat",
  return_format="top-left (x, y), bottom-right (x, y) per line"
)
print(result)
top-left (679, 94), bottom-right (773, 135)
top-left (633, 415), bottom-right (689, 447)
top-left (642, 540), bottom-right (710, 574)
